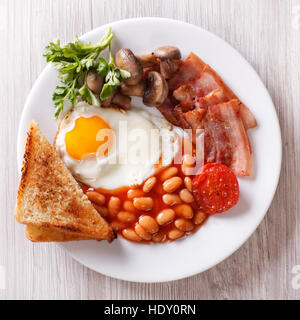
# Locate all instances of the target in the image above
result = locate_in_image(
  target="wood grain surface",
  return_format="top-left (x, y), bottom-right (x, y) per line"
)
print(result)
top-left (0, 0), bottom-right (299, 300)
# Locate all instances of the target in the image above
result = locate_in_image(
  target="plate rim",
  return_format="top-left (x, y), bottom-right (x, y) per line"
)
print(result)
top-left (17, 17), bottom-right (282, 283)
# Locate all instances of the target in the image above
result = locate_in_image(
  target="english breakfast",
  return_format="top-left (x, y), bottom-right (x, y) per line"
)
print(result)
top-left (15, 29), bottom-right (257, 244)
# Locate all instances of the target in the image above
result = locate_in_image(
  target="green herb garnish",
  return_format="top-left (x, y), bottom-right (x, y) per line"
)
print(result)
top-left (100, 48), bottom-right (131, 100)
top-left (43, 28), bottom-right (130, 118)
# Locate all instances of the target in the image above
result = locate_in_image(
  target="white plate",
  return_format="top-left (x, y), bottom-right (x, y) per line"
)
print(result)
top-left (17, 18), bottom-right (282, 282)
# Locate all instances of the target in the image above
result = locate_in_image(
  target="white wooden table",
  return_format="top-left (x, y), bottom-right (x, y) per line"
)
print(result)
top-left (1, 0), bottom-right (299, 300)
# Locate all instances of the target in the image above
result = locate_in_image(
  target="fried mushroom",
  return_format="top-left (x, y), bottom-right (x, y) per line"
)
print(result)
top-left (160, 59), bottom-right (180, 79)
top-left (136, 53), bottom-right (157, 68)
top-left (120, 82), bottom-right (145, 97)
top-left (115, 48), bottom-right (143, 85)
top-left (111, 92), bottom-right (131, 110)
top-left (86, 70), bottom-right (104, 94)
top-left (143, 71), bottom-right (168, 107)
top-left (154, 46), bottom-right (181, 60)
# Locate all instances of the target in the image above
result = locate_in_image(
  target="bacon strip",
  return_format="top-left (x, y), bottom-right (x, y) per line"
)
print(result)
top-left (173, 106), bottom-right (192, 129)
top-left (168, 53), bottom-right (206, 90)
top-left (239, 104), bottom-right (257, 130)
top-left (194, 88), bottom-right (228, 109)
top-left (182, 109), bottom-right (206, 129)
top-left (204, 100), bottom-right (252, 176)
top-left (182, 89), bottom-right (258, 131)
top-left (173, 89), bottom-right (228, 130)
top-left (192, 68), bottom-right (257, 129)
top-left (173, 84), bottom-right (195, 103)
top-left (173, 64), bottom-right (257, 129)
top-left (158, 52), bottom-right (256, 177)
top-left (192, 65), bottom-right (236, 98)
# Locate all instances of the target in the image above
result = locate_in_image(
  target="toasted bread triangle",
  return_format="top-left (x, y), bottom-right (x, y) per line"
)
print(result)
top-left (15, 121), bottom-right (115, 242)
top-left (25, 225), bottom-right (91, 242)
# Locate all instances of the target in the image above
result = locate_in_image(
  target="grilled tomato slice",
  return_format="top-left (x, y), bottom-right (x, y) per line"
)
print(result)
top-left (192, 163), bottom-right (239, 214)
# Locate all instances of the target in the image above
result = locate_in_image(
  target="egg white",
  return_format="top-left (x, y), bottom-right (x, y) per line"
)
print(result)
top-left (55, 102), bottom-right (180, 189)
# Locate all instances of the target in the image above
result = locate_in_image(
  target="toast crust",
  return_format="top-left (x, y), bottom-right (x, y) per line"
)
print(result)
top-left (26, 225), bottom-right (92, 242)
top-left (15, 121), bottom-right (115, 242)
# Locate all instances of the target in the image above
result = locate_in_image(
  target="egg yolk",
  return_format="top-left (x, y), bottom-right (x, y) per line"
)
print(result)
top-left (65, 116), bottom-right (112, 160)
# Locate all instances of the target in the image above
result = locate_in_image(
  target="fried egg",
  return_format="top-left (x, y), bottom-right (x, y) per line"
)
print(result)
top-left (55, 103), bottom-right (180, 189)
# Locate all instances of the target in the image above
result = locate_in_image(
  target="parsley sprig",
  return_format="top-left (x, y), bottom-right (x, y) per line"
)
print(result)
top-left (43, 28), bottom-right (130, 118)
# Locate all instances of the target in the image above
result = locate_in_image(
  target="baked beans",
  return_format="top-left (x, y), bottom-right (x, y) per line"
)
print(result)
top-left (86, 191), bottom-right (106, 206)
top-left (108, 196), bottom-right (121, 217)
top-left (163, 176), bottom-right (182, 193)
top-left (160, 166), bottom-right (178, 181)
top-left (156, 209), bottom-right (175, 225)
top-left (162, 194), bottom-right (182, 206)
top-left (174, 204), bottom-right (194, 219)
top-left (181, 163), bottom-right (193, 176)
top-left (143, 177), bottom-right (157, 193)
top-left (179, 188), bottom-right (194, 203)
top-left (139, 215), bottom-right (159, 234)
top-left (123, 200), bottom-right (136, 212)
top-left (168, 229), bottom-right (184, 240)
top-left (135, 223), bottom-right (152, 240)
top-left (174, 218), bottom-right (194, 232)
top-left (82, 152), bottom-right (208, 244)
top-left (127, 189), bottom-right (145, 199)
top-left (182, 154), bottom-right (195, 166)
top-left (193, 211), bottom-right (207, 225)
top-left (122, 228), bottom-right (142, 241)
top-left (152, 231), bottom-right (166, 242)
top-left (117, 211), bottom-right (136, 223)
top-left (184, 177), bottom-right (192, 192)
top-left (133, 197), bottom-right (154, 211)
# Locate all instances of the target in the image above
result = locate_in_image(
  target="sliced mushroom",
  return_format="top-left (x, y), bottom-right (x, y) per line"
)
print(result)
top-left (115, 48), bottom-right (143, 85)
top-left (154, 46), bottom-right (181, 60)
top-left (143, 71), bottom-right (168, 107)
top-left (86, 70), bottom-right (104, 94)
top-left (160, 59), bottom-right (180, 79)
top-left (120, 82), bottom-right (145, 97)
top-left (136, 53), bottom-right (157, 68)
top-left (112, 92), bottom-right (131, 110)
